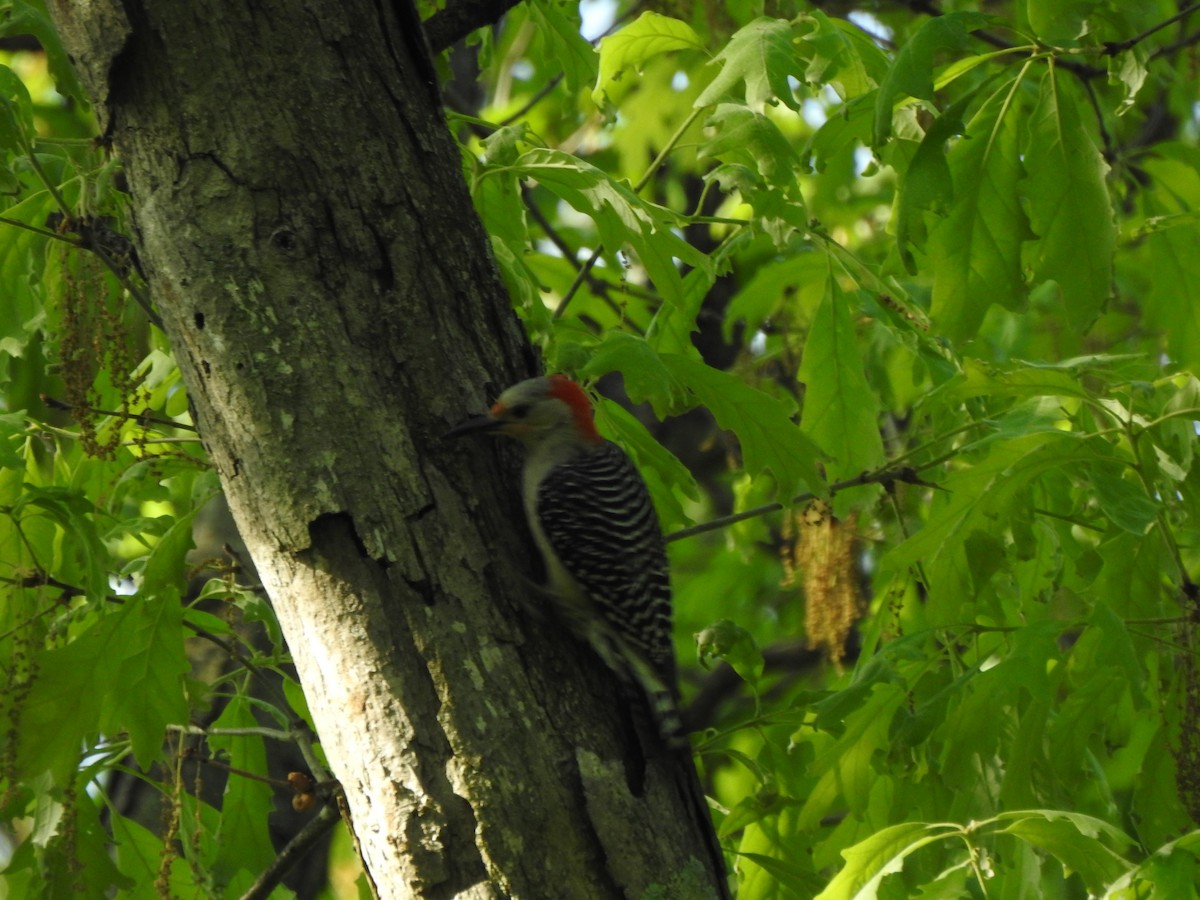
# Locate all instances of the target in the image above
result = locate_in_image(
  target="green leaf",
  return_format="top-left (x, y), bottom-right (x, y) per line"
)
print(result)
top-left (526, 0), bottom-right (597, 95)
top-left (592, 12), bottom-right (705, 109)
top-left (724, 251), bottom-right (829, 339)
top-left (815, 821), bottom-right (959, 899)
top-left (735, 851), bottom-right (825, 896)
top-left (17, 595), bottom-right (189, 782)
top-left (17, 615), bottom-right (118, 784)
top-left (581, 335), bottom-right (823, 500)
top-left (0, 65), bottom-right (35, 156)
top-left (807, 93), bottom-right (874, 172)
top-left (694, 18), bottom-right (806, 112)
top-left (15, 485), bottom-right (110, 601)
top-left (998, 810), bottom-right (1133, 892)
top-left (879, 433), bottom-right (1092, 621)
top-left (797, 278), bottom-right (885, 508)
top-left (699, 103), bottom-right (800, 189)
top-left (1087, 461), bottom-right (1158, 534)
top-left (873, 12), bottom-right (991, 145)
top-left (706, 166), bottom-right (808, 248)
top-left (1020, 71), bottom-right (1116, 332)
top-left (282, 675), bottom-right (315, 728)
top-left (894, 94), bottom-right (972, 272)
top-left (663, 354), bottom-right (825, 501)
top-left (1026, 0), bottom-right (1102, 45)
top-left (501, 148), bottom-right (711, 311)
top-left (43, 782), bottom-right (134, 895)
top-left (1142, 151), bottom-right (1200, 371)
top-left (940, 358), bottom-right (1093, 403)
top-left (141, 507), bottom-right (198, 594)
top-left (802, 683), bottom-right (908, 828)
top-left (695, 618), bottom-right (764, 685)
top-left (184, 602), bottom-right (235, 633)
top-left (797, 10), bottom-right (887, 99)
top-left (106, 592), bottom-right (189, 768)
top-left (0, 410), bottom-right (26, 467)
top-left (112, 813), bottom-right (201, 895)
top-left (580, 331), bottom-right (691, 416)
top-left (208, 696), bottom-right (277, 886)
top-left (1109, 46), bottom-right (1149, 116)
top-left (1, 0), bottom-right (90, 108)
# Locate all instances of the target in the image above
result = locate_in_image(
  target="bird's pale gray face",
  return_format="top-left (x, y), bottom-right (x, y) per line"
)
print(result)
top-left (446, 377), bottom-right (576, 445)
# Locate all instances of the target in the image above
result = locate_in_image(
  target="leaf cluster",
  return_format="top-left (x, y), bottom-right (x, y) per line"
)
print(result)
top-left (453, 0), bottom-right (1200, 895)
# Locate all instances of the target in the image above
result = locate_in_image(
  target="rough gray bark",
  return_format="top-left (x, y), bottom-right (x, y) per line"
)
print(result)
top-left (47, 0), bottom-right (727, 897)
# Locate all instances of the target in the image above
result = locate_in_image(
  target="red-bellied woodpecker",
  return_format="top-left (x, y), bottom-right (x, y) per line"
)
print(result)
top-left (448, 374), bottom-right (685, 749)
top-left (451, 374), bottom-right (732, 898)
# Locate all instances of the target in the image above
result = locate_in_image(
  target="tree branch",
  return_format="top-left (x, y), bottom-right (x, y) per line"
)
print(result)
top-left (1105, 2), bottom-right (1200, 55)
top-left (423, 0), bottom-right (524, 53)
top-left (239, 803), bottom-right (342, 900)
top-left (667, 464), bottom-right (939, 543)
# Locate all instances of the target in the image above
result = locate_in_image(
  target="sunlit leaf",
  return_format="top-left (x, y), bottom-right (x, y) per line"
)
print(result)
top-left (593, 12), bottom-right (705, 109)
top-left (815, 820), bottom-right (958, 899)
top-left (526, 0), bottom-right (597, 95)
top-left (500, 148), bottom-right (711, 310)
top-left (694, 18), bottom-right (807, 112)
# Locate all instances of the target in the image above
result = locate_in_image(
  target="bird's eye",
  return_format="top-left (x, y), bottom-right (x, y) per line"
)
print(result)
top-left (509, 403), bottom-right (532, 419)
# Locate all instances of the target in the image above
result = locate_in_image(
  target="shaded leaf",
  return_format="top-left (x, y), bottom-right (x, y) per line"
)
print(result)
top-left (1, 0), bottom-right (90, 107)
top-left (998, 810), bottom-right (1133, 893)
top-left (699, 104), bottom-right (800, 189)
top-left (107, 592), bottom-right (189, 768)
top-left (797, 277), bottom-right (885, 509)
top-left (929, 81), bottom-right (1029, 338)
top-left (1027, 0), bottom-right (1102, 44)
top-left (1021, 71), bottom-right (1116, 331)
top-left (664, 354), bottom-right (825, 501)
top-left (797, 10), bottom-right (887, 99)
top-left (696, 618), bottom-right (764, 685)
top-left (873, 12), bottom-right (991, 145)
top-left (208, 696), bottom-right (276, 885)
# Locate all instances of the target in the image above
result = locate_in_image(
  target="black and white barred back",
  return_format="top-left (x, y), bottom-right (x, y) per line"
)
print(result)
top-left (534, 439), bottom-right (685, 748)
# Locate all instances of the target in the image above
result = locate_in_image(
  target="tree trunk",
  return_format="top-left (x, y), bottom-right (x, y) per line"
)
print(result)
top-left (47, 1), bottom-right (726, 896)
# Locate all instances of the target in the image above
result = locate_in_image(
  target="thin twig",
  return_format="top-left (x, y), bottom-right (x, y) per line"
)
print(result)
top-left (41, 394), bottom-right (197, 432)
top-left (666, 465), bottom-right (938, 543)
top-left (0, 215), bottom-right (80, 243)
top-left (239, 804), bottom-right (341, 900)
top-left (1105, 2), bottom-right (1200, 54)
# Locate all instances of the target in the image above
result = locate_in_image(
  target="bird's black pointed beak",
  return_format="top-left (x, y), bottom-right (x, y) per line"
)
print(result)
top-left (445, 415), bottom-right (502, 439)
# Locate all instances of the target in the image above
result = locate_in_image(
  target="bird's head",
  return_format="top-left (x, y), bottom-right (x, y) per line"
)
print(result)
top-left (447, 374), bottom-right (601, 447)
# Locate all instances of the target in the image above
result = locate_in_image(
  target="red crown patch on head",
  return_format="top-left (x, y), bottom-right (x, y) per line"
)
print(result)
top-left (547, 374), bottom-right (600, 442)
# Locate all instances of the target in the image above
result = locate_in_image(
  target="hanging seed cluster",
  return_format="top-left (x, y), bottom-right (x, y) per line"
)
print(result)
top-left (783, 499), bottom-right (862, 669)
top-left (56, 250), bottom-right (148, 458)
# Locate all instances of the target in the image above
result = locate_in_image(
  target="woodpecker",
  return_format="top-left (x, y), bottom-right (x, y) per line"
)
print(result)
top-left (449, 374), bottom-right (685, 749)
